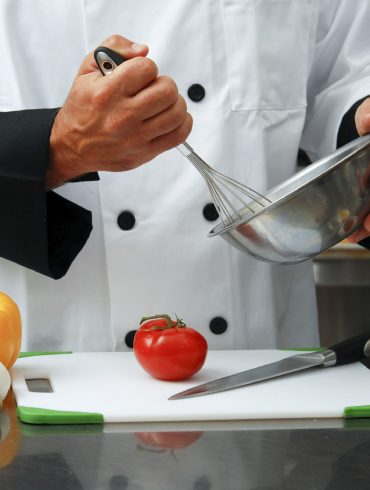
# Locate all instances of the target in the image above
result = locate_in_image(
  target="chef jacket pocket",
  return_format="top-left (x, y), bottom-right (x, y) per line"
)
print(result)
top-left (222, 0), bottom-right (313, 111)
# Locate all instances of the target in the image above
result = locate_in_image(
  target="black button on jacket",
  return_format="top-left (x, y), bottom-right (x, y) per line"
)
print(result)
top-left (187, 83), bottom-right (206, 102)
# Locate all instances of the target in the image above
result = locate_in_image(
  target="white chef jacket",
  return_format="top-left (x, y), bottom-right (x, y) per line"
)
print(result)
top-left (0, 0), bottom-right (369, 352)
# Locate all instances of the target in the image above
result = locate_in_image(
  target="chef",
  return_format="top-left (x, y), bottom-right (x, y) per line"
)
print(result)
top-left (0, 0), bottom-right (370, 353)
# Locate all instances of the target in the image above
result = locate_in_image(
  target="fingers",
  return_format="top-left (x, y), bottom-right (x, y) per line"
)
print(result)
top-left (136, 76), bottom-right (180, 119)
top-left (99, 34), bottom-right (149, 60)
top-left (149, 113), bottom-right (193, 154)
top-left (79, 34), bottom-right (181, 115)
top-left (107, 57), bottom-right (158, 96)
top-left (79, 34), bottom-right (149, 76)
top-left (143, 95), bottom-right (188, 139)
top-left (347, 226), bottom-right (369, 243)
top-left (355, 97), bottom-right (370, 136)
top-left (102, 72), bottom-right (183, 122)
top-left (347, 215), bottom-right (370, 243)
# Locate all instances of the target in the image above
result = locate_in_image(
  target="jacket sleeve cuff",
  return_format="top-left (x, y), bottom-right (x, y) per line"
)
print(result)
top-left (69, 172), bottom-right (99, 182)
top-left (0, 108), bottom-right (93, 279)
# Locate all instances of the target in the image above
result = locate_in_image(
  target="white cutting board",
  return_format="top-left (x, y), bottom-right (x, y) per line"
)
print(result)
top-left (10, 350), bottom-right (370, 423)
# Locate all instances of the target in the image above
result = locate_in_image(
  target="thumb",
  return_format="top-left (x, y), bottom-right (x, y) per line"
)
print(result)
top-left (79, 34), bottom-right (149, 75)
top-left (355, 97), bottom-right (370, 136)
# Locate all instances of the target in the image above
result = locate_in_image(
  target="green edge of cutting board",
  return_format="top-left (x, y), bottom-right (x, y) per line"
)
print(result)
top-left (344, 405), bottom-right (370, 419)
top-left (17, 352), bottom-right (103, 425)
top-left (19, 351), bottom-right (72, 358)
top-left (19, 423), bottom-right (104, 436)
top-left (17, 406), bottom-right (104, 425)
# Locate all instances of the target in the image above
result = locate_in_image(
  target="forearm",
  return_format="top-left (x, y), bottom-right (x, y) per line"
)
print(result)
top-left (46, 107), bottom-right (98, 188)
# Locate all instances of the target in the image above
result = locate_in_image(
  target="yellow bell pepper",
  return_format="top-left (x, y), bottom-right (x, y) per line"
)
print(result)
top-left (0, 391), bottom-right (20, 467)
top-left (0, 292), bottom-right (22, 369)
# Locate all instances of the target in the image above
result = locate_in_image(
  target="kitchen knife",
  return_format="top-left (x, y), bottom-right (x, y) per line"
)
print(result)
top-left (169, 333), bottom-right (370, 400)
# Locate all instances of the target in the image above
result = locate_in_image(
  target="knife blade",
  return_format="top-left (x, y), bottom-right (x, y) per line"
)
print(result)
top-left (169, 332), bottom-right (370, 400)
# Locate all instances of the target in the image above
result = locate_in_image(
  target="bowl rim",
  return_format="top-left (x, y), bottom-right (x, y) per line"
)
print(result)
top-left (208, 134), bottom-right (370, 237)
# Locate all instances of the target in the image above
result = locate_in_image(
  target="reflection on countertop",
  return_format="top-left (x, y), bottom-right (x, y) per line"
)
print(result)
top-left (1, 391), bottom-right (370, 490)
top-left (4, 367), bottom-right (370, 489)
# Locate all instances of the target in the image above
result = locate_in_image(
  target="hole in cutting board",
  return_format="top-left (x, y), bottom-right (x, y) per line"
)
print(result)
top-left (25, 378), bottom-right (53, 393)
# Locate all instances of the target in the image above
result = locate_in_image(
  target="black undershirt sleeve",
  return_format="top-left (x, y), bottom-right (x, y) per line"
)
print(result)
top-left (336, 96), bottom-right (370, 250)
top-left (0, 109), bottom-right (98, 279)
top-left (336, 96), bottom-right (369, 148)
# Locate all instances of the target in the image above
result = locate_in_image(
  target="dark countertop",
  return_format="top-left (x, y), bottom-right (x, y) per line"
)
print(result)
top-left (1, 392), bottom-right (370, 490)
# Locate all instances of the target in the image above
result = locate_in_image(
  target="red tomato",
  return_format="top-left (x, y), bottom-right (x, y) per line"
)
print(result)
top-left (133, 314), bottom-right (208, 381)
top-left (135, 431), bottom-right (203, 450)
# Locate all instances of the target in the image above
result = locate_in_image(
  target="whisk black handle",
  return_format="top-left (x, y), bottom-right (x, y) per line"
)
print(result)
top-left (94, 46), bottom-right (126, 75)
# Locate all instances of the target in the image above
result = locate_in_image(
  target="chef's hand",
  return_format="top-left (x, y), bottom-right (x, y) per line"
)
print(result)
top-left (46, 34), bottom-right (192, 188)
top-left (346, 97), bottom-right (370, 244)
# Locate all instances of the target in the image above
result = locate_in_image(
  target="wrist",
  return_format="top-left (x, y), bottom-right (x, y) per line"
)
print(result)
top-left (46, 109), bottom-right (91, 188)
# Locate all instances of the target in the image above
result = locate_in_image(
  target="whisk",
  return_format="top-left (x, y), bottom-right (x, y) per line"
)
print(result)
top-left (94, 47), bottom-right (271, 226)
top-left (177, 142), bottom-right (271, 226)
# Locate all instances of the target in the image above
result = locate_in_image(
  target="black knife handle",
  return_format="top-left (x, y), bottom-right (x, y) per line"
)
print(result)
top-left (329, 333), bottom-right (370, 366)
top-left (94, 46), bottom-right (126, 76)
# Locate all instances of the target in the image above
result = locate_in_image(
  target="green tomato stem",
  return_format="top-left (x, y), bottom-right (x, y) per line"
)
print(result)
top-left (140, 314), bottom-right (186, 332)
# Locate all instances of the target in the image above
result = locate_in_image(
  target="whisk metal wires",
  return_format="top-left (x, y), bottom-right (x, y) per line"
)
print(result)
top-left (177, 142), bottom-right (271, 226)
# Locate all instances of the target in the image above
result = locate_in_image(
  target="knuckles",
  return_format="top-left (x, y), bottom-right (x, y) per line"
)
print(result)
top-left (91, 85), bottom-right (112, 108)
top-left (130, 56), bottom-right (158, 80)
top-left (105, 109), bottom-right (137, 134)
top-left (175, 114), bottom-right (193, 141)
top-left (173, 96), bottom-right (188, 122)
top-left (101, 34), bottom-right (131, 50)
top-left (155, 113), bottom-right (193, 152)
top-left (156, 76), bottom-right (178, 105)
top-left (173, 114), bottom-right (193, 144)
top-left (165, 97), bottom-right (188, 128)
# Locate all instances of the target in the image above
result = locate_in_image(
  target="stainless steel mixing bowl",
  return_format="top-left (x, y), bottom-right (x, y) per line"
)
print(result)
top-left (209, 134), bottom-right (370, 263)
